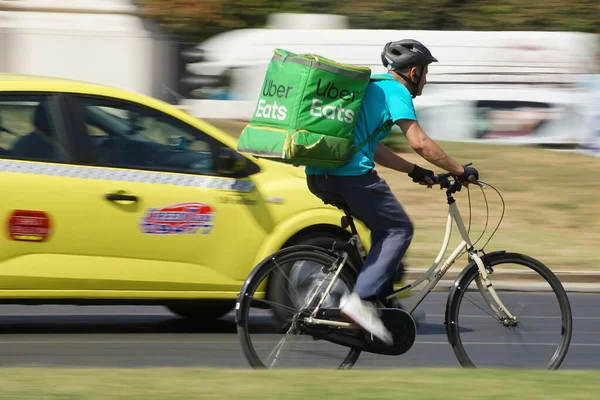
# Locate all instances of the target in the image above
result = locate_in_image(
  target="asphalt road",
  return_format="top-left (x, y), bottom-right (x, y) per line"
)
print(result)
top-left (0, 292), bottom-right (597, 370)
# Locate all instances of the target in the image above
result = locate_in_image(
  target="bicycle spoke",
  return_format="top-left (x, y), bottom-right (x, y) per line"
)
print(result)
top-left (273, 258), bottom-right (302, 301)
top-left (267, 335), bottom-right (291, 367)
top-left (247, 295), bottom-right (298, 315)
top-left (459, 287), bottom-right (500, 321)
top-left (238, 249), bottom-right (361, 369)
top-left (267, 323), bottom-right (301, 367)
top-left (299, 281), bottom-right (327, 310)
top-left (448, 254), bottom-right (572, 370)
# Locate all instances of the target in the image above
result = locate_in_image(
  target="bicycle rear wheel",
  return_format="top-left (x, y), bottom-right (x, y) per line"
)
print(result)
top-left (236, 247), bottom-right (361, 369)
top-left (446, 252), bottom-right (572, 370)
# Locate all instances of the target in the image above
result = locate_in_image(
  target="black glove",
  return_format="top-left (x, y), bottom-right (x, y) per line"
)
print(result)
top-left (408, 164), bottom-right (435, 186)
top-left (457, 166), bottom-right (479, 184)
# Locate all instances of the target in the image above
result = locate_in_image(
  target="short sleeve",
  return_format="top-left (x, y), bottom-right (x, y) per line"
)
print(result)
top-left (386, 84), bottom-right (417, 122)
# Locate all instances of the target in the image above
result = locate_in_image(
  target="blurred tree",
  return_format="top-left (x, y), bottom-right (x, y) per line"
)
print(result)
top-left (136, 0), bottom-right (267, 40)
top-left (137, 0), bottom-right (599, 41)
top-left (449, 0), bottom-right (600, 32)
top-left (137, 0), bottom-right (338, 40)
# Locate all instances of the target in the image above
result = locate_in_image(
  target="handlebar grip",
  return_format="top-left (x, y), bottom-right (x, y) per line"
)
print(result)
top-left (436, 162), bottom-right (473, 181)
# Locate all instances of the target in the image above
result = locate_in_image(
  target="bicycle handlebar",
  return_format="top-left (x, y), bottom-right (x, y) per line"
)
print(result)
top-left (433, 162), bottom-right (477, 196)
top-left (434, 162), bottom-right (472, 181)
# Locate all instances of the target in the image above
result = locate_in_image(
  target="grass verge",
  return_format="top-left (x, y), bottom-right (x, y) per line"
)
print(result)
top-left (1, 367), bottom-right (599, 399)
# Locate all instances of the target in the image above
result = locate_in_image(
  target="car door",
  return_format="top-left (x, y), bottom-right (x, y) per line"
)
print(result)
top-left (59, 93), bottom-right (272, 294)
top-left (0, 91), bottom-right (102, 292)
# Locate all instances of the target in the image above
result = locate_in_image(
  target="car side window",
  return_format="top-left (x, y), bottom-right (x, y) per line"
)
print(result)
top-left (0, 94), bottom-right (68, 162)
top-left (75, 96), bottom-right (218, 175)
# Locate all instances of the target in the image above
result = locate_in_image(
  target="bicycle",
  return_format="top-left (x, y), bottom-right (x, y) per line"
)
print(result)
top-left (235, 163), bottom-right (573, 370)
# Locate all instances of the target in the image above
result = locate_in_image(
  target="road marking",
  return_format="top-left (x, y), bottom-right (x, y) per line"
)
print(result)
top-left (0, 313), bottom-right (173, 316)
top-left (426, 314), bottom-right (600, 320)
top-left (0, 340), bottom-right (597, 347)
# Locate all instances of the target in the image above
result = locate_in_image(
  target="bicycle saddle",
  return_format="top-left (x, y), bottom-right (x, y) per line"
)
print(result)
top-left (319, 193), bottom-right (352, 216)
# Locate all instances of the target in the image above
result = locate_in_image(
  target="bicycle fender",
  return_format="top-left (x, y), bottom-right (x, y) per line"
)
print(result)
top-left (444, 250), bottom-right (507, 346)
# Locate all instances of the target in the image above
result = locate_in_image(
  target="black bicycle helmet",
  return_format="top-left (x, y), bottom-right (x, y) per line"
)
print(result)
top-left (381, 39), bottom-right (438, 98)
top-left (381, 39), bottom-right (438, 71)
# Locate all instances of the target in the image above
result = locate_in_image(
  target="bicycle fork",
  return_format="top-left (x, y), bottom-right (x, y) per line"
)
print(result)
top-left (452, 200), bottom-right (519, 326)
top-left (471, 252), bottom-right (518, 326)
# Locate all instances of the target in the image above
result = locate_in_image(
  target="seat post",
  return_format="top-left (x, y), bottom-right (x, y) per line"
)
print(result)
top-left (341, 207), bottom-right (359, 236)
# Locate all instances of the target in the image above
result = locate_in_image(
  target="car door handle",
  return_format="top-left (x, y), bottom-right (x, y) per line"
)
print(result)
top-left (105, 193), bottom-right (138, 202)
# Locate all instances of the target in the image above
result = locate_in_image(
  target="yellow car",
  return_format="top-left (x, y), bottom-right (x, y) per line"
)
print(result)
top-left (0, 73), bottom-right (374, 320)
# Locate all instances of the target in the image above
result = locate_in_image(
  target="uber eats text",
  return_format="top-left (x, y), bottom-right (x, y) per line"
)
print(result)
top-left (255, 78), bottom-right (360, 123)
top-left (310, 79), bottom-right (359, 124)
top-left (255, 80), bottom-right (292, 121)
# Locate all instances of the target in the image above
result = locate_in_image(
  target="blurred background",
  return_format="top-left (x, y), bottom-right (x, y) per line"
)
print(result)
top-left (1, 0), bottom-right (600, 379)
top-left (0, 0), bottom-right (598, 154)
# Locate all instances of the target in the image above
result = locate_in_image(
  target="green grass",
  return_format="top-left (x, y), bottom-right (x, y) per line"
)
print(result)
top-left (209, 119), bottom-right (600, 271)
top-left (0, 367), bottom-right (599, 399)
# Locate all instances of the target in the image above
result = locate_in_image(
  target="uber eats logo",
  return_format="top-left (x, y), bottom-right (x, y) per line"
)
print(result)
top-left (255, 79), bottom-right (293, 121)
top-left (310, 79), bottom-right (360, 124)
top-left (254, 77), bottom-right (361, 124)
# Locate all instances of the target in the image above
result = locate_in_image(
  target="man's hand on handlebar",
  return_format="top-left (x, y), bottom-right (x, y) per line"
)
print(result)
top-left (409, 163), bottom-right (479, 191)
top-left (408, 164), bottom-right (436, 188)
top-left (434, 163), bottom-right (480, 190)
top-left (457, 166), bottom-right (479, 184)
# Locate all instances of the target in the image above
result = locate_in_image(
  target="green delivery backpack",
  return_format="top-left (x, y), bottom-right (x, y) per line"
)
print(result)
top-left (236, 48), bottom-right (392, 169)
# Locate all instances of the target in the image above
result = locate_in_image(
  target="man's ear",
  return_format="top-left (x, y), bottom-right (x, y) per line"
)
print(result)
top-left (410, 66), bottom-right (421, 82)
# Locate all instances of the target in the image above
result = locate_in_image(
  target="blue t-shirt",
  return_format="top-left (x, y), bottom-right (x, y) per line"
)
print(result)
top-left (305, 73), bottom-right (417, 176)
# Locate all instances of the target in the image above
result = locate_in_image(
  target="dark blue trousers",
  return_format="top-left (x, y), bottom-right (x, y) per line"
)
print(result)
top-left (307, 171), bottom-right (414, 302)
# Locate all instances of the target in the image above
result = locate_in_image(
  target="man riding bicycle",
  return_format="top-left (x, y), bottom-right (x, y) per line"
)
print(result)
top-left (305, 39), bottom-right (479, 345)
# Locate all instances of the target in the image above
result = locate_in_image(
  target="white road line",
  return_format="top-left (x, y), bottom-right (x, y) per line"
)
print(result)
top-left (0, 313), bottom-right (173, 316)
top-left (1, 313), bottom-right (597, 320)
top-left (426, 314), bottom-right (600, 320)
top-left (0, 340), bottom-right (596, 347)
top-left (415, 342), bottom-right (600, 347)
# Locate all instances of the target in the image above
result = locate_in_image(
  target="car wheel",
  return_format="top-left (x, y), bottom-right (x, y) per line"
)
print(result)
top-left (166, 300), bottom-right (235, 320)
top-left (267, 232), bottom-right (359, 330)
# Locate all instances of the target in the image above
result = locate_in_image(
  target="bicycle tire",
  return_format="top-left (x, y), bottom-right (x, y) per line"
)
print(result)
top-left (236, 247), bottom-right (362, 369)
top-left (445, 251), bottom-right (573, 370)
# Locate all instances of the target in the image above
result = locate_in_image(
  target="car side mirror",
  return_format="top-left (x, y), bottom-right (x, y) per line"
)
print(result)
top-left (217, 147), bottom-right (247, 175)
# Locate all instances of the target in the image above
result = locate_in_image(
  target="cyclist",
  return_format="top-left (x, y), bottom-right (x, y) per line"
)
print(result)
top-left (305, 39), bottom-right (479, 345)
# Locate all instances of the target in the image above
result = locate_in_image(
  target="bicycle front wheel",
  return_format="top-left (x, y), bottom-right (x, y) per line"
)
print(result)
top-left (236, 247), bottom-right (361, 369)
top-left (446, 252), bottom-right (572, 370)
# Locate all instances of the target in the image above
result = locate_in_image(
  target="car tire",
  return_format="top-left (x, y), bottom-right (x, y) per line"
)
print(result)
top-left (166, 300), bottom-right (235, 321)
top-left (267, 231), bottom-right (360, 330)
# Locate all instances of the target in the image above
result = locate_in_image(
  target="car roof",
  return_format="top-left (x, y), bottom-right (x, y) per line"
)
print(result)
top-left (0, 73), bottom-right (148, 100)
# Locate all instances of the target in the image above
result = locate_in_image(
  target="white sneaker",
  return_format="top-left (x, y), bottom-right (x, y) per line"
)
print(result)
top-left (340, 292), bottom-right (393, 346)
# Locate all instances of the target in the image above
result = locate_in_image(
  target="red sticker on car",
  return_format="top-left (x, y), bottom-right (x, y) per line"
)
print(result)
top-left (139, 202), bottom-right (215, 235)
top-left (8, 210), bottom-right (51, 242)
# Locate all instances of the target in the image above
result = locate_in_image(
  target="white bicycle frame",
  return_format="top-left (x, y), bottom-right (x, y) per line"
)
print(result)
top-left (304, 197), bottom-right (517, 329)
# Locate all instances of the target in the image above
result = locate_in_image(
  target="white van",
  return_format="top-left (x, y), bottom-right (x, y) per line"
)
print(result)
top-left (177, 22), bottom-right (599, 147)
top-left (184, 27), bottom-right (599, 101)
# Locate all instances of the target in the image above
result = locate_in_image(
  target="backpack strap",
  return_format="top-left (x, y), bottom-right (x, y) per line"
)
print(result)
top-left (352, 119), bottom-right (394, 156)
top-left (350, 74), bottom-right (396, 155)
